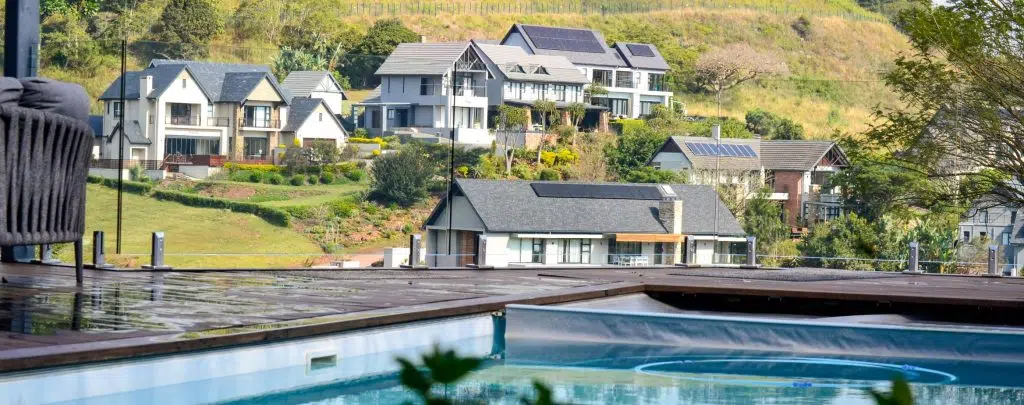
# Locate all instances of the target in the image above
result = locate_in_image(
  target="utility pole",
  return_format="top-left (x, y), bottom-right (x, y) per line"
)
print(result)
top-left (116, 40), bottom-right (127, 254)
top-left (713, 124), bottom-right (721, 264)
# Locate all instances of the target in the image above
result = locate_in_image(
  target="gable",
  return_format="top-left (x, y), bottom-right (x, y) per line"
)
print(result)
top-left (246, 78), bottom-right (285, 103)
top-left (314, 75), bottom-right (342, 93)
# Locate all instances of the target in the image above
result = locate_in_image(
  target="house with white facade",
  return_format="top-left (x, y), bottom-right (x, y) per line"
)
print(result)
top-left (499, 24), bottom-right (673, 118)
top-left (352, 42), bottom-right (495, 145)
top-left (423, 179), bottom-right (746, 268)
top-left (281, 71), bottom-right (347, 116)
top-left (96, 61), bottom-right (346, 177)
top-left (650, 136), bottom-right (849, 226)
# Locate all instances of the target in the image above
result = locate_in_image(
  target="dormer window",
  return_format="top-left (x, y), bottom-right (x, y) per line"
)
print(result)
top-left (182, 78), bottom-right (187, 88)
top-left (535, 66), bottom-right (549, 75)
top-left (512, 65), bottom-right (526, 73)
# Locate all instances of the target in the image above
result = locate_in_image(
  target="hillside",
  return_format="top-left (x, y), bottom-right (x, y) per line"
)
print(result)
top-left (33, 0), bottom-right (910, 138)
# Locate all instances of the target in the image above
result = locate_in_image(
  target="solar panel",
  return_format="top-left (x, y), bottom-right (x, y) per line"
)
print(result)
top-left (686, 142), bottom-right (758, 157)
top-left (531, 183), bottom-right (663, 200)
top-left (523, 25), bottom-right (606, 54)
top-left (626, 44), bottom-right (655, 57)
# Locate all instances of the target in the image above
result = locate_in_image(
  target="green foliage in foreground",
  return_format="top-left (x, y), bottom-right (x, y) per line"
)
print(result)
top-left (152, 190), bottom-right (291, 227)
top-left (87, 175), bottom-right (153, 195)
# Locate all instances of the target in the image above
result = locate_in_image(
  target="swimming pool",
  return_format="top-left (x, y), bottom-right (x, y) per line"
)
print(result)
top-left (3, 296), bottom-right (1024, 405)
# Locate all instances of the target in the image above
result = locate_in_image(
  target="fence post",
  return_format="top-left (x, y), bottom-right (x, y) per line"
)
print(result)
top-left (904, 241), bottom-right (921, 274)
top-left (32, 244), bottom-right (61, 265)
top-left (90, 231), bottom-right (114, 269)
top-left (987, 245), bottom-right (1000, 276)
top-left (470, 235), bottom-right (493, 269)
top-left (742, 236), bottom-right (758, 268)
top-left (403, 234), bottom-right (423, 269)
top-left (143, 232), bottom-right (172, 270)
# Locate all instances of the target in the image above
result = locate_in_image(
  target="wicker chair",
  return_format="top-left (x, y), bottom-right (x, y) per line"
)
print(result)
top-left (0, 104), bottom-right (94, 283)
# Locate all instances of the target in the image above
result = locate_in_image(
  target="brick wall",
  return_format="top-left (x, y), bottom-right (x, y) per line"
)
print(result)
top-left (773, 171), bottom-right (804, 227)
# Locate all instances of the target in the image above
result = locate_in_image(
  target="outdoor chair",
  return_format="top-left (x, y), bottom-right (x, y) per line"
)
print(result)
top-left (0, 102), bottom-right (94, 282)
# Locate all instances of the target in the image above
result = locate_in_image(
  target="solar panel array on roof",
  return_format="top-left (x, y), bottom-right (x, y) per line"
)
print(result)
top-left (685, 142), bottom-right (757, 157)
top-left (626, 44), bottom-right (655, 57)
top-left (531, 183), bottom-right (663, 200)
top-left (523, 26), bottom-right (606, 54)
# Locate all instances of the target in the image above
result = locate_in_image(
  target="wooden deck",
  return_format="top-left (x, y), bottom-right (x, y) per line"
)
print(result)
top-left (1, 263), bottom-right (1023, 372)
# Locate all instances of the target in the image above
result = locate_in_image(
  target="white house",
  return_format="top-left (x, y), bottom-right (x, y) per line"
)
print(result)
top-left (423, 179), bottom-right (746, 268)
top-left (281, 71), bottom-right (347, 116)
top-left (96, 61), bottom-right (346, 178)
top-left (352, 42), bottom-right (495, 145)
top-left (499, 24), bottom-right (673, 118)
top-left (650, 136), bottom-right (849, 226)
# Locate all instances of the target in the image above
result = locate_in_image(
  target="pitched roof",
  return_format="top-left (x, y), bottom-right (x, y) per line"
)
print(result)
top-left (105, 121), bottom-right (152, 145)
top-left (100, 59), bottom-right (289, 104)
top-left (428, 179), bottom-right (744, 236)
top-left (502, 24), bottom-right (625, 68)
top-left (669, 136), bottom-right (763, 172)
top-left (375, 42), bottom-right (472, 76)
top-left (473, 42), bottom-right (589, 85)
top-left (282, 71), bottom-right (347, 100)
top-left (283, 97), bottom-right (346, 133)
top-left (613, 42), bottom-right (670, 71)
top-left (88, 115), bottom-right (103, 138)
top-left (760, 140), bottom-right (847, 171)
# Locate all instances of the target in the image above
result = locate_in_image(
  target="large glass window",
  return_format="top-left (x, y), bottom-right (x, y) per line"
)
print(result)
top-left (508, 238), bottom-right (545, 263)
top-left (640, 101), bottom-right (660, 116)
top-left (615, 71), bottom-right (635, 88)
top-left (243, 105), bottom-right (271, 127)
top-left (592, 69), bottom-right (613, 86)
top-left (164, 136), bottom-right (220, 157)
top-left (648, 73), bottom-right (666, 91)
top-left (420, 77), bottom-right (434, 95)
top-left (595, 97), bottom-right (630, 117)
top-left (169, 103), bottom-right (193, 125)
top-left (558, 239), bottom-right (592, 264)
top-left (243, 137), bottom-right (269, 159)
top-left (554, 85), bottom-right (566, 101)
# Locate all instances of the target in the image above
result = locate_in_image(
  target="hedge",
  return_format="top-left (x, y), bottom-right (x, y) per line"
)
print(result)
top-left (223, 162), bottom-right (281, 174)
top-left (151, 190), bottom-right (290, 227)
top-left (88, 175), bottom-right (153, 195)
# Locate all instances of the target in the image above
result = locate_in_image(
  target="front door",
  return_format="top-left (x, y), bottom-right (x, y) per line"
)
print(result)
top-left (456, 231), bottom-right (478, 267)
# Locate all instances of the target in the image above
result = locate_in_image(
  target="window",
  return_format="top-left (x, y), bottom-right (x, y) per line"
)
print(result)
top-left (649, 73), bottom-right (666, 91)
top-left (654, 243), bottom-right (665, 265)
top-left (243, 105), bottom-right (271, 127)
top-left (319, 113), bottom-right (323, 122)
top-left (640, 101), bottom-right (660, 116)
top-left (537, 83), bottom-right (548, 99)
top-left (164, 136), bottom-right (220, 157)
top-left (112, 101), bottom-right (122, 117)
top-left (509, 82), bottom-right (524, 99)
top-left (596, 97), bottom-right (630, 116)
top-left (554, 84), bottom-right (566, 101)
top-left (387, 77), bottom-right (391, 93)
top-left (508, 238), bottom-right (546, 263)
top-left (207, 104), bottom-right (213, 118)
top-left (182, 78), bottom-right (187, 88)
top-left (169, 103), bottom-right (193, 125)
top-left (592, 69), bottom-right (613, 87)
top-left (532, 239), bottom-right (545, 263)
top-left (420, 77), bottom-right (434, 95)
top-left (558, 239), bottom-right (592, 264)
top-left (964, 231), bottom-right (971, 242)
top-left (243, 137), bottom-right (269, 159)
top-left (1003, 232), bottom-right (1010, 246)
top-left (1013, 211), bottom-right (1018, 224)
top-left (980, 209), bottom-right (989, 223)
top-left (615, 71), bottom-right (634, 88)
top-left (980, 231), bottom-right (988, 240)
top-left (535, 66), bottom-right (548, 75)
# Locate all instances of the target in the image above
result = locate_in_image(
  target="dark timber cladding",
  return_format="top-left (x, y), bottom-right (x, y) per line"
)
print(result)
top-left (625, 44), bottom-right (656, 57)
top-left (521, 25), bottom-right (605, 53)
top-left (531, 183), bottom-right (663, 200)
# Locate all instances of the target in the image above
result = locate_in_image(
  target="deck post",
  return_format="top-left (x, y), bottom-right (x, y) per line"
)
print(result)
top-left (143, 232), bottom-right (172, 270)
top-left (90, 231), bottom-right (114, 269)
top-left (402, 234), bottom-right (425, 269)
top-left (741, 236), bottom-right (759, 269)
top-left (988, 245), bottom-right (999, 276)
top-left (904, 241), bottom-right (921, 274)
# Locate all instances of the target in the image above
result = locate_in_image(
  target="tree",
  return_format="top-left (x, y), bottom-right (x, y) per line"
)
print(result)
top-left (622, 167), bottom-right (682, 184)
top-left (534, 100), bottom-right (558, 164)
top-left (341, 19), bottom-right (419, 88)
top-left (799, 213), bottom-right (879, 270)
top-left (307, 141), bottom-right (341, 167)
top-left (605, 127), bottom-right (669, 179)
top-left (694, 44), bottom-right (789, 117)
top-left (156, 0), bottom-right (223, 59)
top-left (864, 0), bottom-right (1024, 208)
top-left (369, 149), bottom-right (431, 207)
top-left (566, 102), bottom-right (587, 146)
top-left (496, 104), bottom-right (528, 175)
top-left (743, 192), bottom-right (789, 248)
top-left (231, 0), bottom-right (283, 43)
top-left (745, 109), bottom-right (805, 140)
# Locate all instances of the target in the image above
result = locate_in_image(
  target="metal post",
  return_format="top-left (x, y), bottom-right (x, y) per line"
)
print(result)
top-left (403, 234), bottom-right (423, 269)
top-left (32, 244), bottom-right (60, 265)
top-left (712, 125), bottom-right (721, 264)
top-left (90, 231), bottom-right (114, 269)
top-left (904, 241), bottom-right (921, 274)
top-left (470, 235), bottom-right (492, 269)
top-left (116, 39), bottom-right (127, 254)
top-left (143, 232), bottom-right (172, 270)
top-left (743, 236), bottom-right (758, 268)
top-left (446, 63), bottom-right (457, 267)
top-left (987, 245), bottom-right (999, 277)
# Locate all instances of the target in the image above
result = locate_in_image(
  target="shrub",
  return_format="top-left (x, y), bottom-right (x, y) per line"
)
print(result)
top-left (792, 15), bottom-right (812, 39)
top-left (91, 177), bottom-right (153, 195)
top-left (306, 175), bottom-right (319, 185)
top-left (609, 119), bottom-right (648, 135)
top-left (337, 161), bottom-right (359, 175)
top-left (538, 168), bottom-right (561, 181)
top-left (371, 149), bottom-right (382, 157)
top-left (151, 190), bottom-right (290, 227)
top-left (344, 169), bottom-right (366, 182)
top-left (353, 128), bottom-right (369, 138)
top-left (248, 171), bottom-right (263, 183)
top-left (368, 150), bottom-right (431, 207)
top-left (511, 164), bottom-right (534, 180)
top-left (230, 170), bottom-right (253, 182)
top-left (265, 173), bottom-right (285, 185)
top-left (223, 162), bottom-right (281, 174)
top-left (329, 199), bottom-right (358, 218)
top-left (290, 174), bottom-right (306, 186)
top-left (348, 136), bottom-right (387, 146)
top-left (319, 172), bottom-right (335, 184)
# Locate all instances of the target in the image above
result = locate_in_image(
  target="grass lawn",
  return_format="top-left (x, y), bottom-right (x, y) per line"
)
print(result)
top-left (57, 185), bottom-right (324, 268)
top-left (197, 180), bottom-right (368, 208)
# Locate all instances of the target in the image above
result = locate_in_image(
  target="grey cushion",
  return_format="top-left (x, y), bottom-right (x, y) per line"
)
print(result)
top-left (0, 77), bottom-right (22, 108)
top-left (19, 77), bottom-right (90, 123)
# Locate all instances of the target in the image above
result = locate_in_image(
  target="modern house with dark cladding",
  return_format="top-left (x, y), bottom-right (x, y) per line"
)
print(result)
top-left (499, 24), bottom-right (673, 118)
top-left (423, 179), bottom-right (745, 267)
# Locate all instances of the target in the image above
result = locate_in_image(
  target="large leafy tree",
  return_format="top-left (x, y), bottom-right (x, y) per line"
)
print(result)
top-left (341, 19), bottom-right (419, 88)
top-left (867, 0), bottom-right (1024, 207)
top-left (156, 0), bottom-right (223, 59)
top-left (605, 127), bottom-right (669, 180)
top-left (369, 148), bottom-right (431, 207)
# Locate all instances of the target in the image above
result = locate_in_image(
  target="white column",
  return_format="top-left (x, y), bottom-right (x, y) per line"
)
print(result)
top-left (380, 105), bottom-right (387, 133)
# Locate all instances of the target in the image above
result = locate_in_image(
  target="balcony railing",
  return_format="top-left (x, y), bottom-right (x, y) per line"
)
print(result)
top-left (649, 82), bottom-right (668, 91)
top-left (207, 117), bottom-right (231, 127)
top-left (239, 119), bottom-right (281, 129)
top-left (615, 74), bottom-right (636, 88)
top-left (166, 115), bottom-right (199, 126)
top-left (453, 85), bottom-right (486, 97)
top-left (90, 159), bottom-right (162, 170)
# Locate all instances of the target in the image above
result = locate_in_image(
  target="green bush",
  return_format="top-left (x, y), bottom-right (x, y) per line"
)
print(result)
top-left (538, 168), bottom-right (561, 181)
top-left (306, 175), bottom-right (319, 185)
top-left (223, 162), bottom-right (281, 174)
top-left (329, 199), bottom-right (358, 218)
top-left (151, 190), bottom-right (290, 227)
top-left (248, 171), bottom-right (263, 183)
top-left (511, 164), bottom-right (534, 180)
top-left (265, 173), bottom-right (285, 185)
top-left (610, 119), bottom-right (648, 135)
top-left (92, 177), bottom-right (153, 195)
top-left (344, 169), bottom-right (366, 182)
top-left (230, 170), bottom-right (253, 182)
top-left (290, 174), bottom-right (306, 186)
top-left (319, 172), bottom-right (335, 184)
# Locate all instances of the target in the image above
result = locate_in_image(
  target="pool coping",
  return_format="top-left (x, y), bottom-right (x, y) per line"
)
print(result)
top-left (0, 282), bottom-right (645, 374)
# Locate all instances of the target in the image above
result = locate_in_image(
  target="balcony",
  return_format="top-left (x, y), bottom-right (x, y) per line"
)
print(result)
top-left (614, 73), bottom-right (636, 89)
top-left (207, 117), bottom-right (231, 127)
top-left (239, 119), bottom-right (281, 129)
top-left (166, 115), bottom-right (199, 126)
top-left (453, 85), bottom-right (485, 98)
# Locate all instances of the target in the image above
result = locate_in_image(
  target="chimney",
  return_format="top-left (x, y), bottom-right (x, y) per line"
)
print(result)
top-left (420, 35), bottom-right (427, 43)
top-left (659, 198), bottom-right (683, 235)
top-left (139, 75), bottom-right (153, 100)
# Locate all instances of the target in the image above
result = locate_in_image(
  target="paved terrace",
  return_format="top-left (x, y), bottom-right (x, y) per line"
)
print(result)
top-left (1, 263), bottom-right (1023, 372)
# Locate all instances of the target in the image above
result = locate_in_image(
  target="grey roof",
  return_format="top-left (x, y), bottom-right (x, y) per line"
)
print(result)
top-left (430, 179), bottom-right (744, 236)
top-left (613, 43), bottom-right (670, 71)
top-left (375, 42), bottom-right (471, 76)
top-left (100, 59), bottom-right (288, 104)
top-left (283, 97), bottom-right (345, 133)
top-left (473, 42), bottom-right (589, 85)
top-left (281, 71), bottom-right (347, 100)
top-left (502, 24), bottom-right (625, 68)
top-left (105, 121), bottom-right (151, 145)
top-left (88, 115), bottom-right (103, 138)
top-left (669, 136), bottom-right (763, 172)
top-left (760, 140), bottom-right (846, 171)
